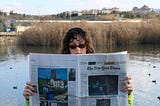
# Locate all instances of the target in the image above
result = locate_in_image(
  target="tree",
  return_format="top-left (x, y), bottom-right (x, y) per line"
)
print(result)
top-left (10, 23), bottom-right (16, 31)
top-left (0, 19), bottom-right (5, 32)
top-left (120, 12), bottom-right (134, 18)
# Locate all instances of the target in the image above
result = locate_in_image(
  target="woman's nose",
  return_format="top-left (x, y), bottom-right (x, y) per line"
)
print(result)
top-left (75, 48), bottom-right (82, 54)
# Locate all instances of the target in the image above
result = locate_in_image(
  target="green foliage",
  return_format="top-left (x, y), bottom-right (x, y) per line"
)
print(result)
top-left (0, 19), bottom-right (6, 32)
top-left (10, 23), bottom-right (16, 31)
top-left (0, 23), bottom-right (3, 31)
top-left (120, 12), bottom-right (134, 18)
top-left (119, 11), bottom-right (160, 19)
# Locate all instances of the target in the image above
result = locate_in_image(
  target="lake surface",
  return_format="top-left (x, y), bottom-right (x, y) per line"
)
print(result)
top-left (0, 45), bottom-right (160, 106)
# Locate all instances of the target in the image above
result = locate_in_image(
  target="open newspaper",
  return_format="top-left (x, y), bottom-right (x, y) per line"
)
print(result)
top-left (28, 51), bottom-right (128, 106)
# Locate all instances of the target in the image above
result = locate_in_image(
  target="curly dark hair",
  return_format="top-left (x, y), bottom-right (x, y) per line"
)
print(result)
top-left (61, 27), bottom-right (95, 54)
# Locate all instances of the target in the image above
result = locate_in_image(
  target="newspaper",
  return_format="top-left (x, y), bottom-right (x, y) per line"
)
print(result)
top-left (28, 51), bottom-right (128, 106)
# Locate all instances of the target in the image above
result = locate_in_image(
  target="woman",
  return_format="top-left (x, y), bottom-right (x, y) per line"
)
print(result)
top-left (23, 27), bottom-right (134, 106)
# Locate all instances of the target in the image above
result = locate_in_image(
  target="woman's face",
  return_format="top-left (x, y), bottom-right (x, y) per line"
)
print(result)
top-left (69, 36), bottom-right (86, 54)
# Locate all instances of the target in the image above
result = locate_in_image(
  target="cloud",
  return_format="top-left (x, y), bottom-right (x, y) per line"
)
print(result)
top-left (86, 0), bottom-right (112, 8)
top-left (0, 2), bottom-right (24, 12)
top-left (10, 2), bottom-right (24, 7)
top-left (59, 0), bottom-right (112, 11)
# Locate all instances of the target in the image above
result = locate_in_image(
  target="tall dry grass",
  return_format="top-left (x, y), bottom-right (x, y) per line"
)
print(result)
top-left (17, 20), bottom-right (160, 49)
top-left (138, 20), bottom-right (160, 44)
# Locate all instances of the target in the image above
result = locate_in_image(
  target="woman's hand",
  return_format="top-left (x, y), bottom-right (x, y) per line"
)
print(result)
top-left (23, 82), bottom-right (36, 99)
top-left (121, 76), bottom-right (134, 94)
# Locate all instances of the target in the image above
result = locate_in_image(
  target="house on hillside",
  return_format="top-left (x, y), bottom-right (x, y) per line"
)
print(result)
top-left (132, 5), bottom-right (151, 13)
top-left (101, 8), bottom-right (112, 14)
top-left (101, 7), bottom-right (122, 14)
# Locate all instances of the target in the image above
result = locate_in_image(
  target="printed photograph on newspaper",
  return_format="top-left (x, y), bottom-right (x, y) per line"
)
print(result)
top-left (88, 75), bottom-right (118, 96)
top-left (38, 68), bottom-right (68, 105)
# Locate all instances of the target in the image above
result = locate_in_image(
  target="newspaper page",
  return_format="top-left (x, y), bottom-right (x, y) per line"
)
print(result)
top-left (28, 51), bottom-right (128, 106)
top-left (75, 51), bottom-right (128, 106)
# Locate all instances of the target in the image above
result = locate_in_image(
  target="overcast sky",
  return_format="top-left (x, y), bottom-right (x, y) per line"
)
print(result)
top-left (0, 0), bottom-right (159, 15)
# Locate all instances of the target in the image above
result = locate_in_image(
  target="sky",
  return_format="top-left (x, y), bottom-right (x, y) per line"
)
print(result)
top-left (0, 0), bottom-right (159, 15)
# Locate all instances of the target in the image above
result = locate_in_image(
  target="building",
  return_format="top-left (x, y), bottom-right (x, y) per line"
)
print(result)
top-left (101, 7), bottom-right (122, 14)
top-left (132, 5), bottom-right (151, 13)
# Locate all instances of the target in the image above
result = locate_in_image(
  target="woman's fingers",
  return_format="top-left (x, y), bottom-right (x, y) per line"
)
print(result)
top-left (23, 82), bottom-right (36, 99)
top-left (26, 84), bottom-right (35, 92)
top-left (121, 76), bottom-right (134, 94)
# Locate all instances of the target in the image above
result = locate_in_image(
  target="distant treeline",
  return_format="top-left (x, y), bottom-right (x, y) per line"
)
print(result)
top-left (17, 20), bottom-right (160, 48)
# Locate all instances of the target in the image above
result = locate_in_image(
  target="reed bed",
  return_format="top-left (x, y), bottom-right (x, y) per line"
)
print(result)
top-left (17, 20), bottom-right (160, 48)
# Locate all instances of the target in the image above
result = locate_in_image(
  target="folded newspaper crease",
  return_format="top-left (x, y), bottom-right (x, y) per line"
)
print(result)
top-left (28, 51), bottom-right (128, 106)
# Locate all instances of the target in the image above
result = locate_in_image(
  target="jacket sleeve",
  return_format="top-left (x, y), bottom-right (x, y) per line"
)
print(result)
top-left (26, 99), bottom-right (29, 106)
top-left (128, 93), bottom-right (134, 106)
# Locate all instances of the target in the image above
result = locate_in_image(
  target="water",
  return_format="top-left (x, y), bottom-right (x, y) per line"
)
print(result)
top-left (0, 56), bottom-right (27, 106)
top-left (128, 60), bottom-right (160, 106)
top-left (0, 45), bottom-right (160, 106)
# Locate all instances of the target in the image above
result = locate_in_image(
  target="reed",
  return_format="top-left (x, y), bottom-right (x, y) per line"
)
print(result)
top-left (17, 20), bottom-right (160, 48)
top-left (138, 20), bottom-right (160, 44)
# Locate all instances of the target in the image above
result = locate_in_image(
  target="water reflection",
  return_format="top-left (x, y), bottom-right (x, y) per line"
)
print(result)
top-left (0, 45), bottom-right (160, 106)
top-left (0, 45), bottom-right (59, 62)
